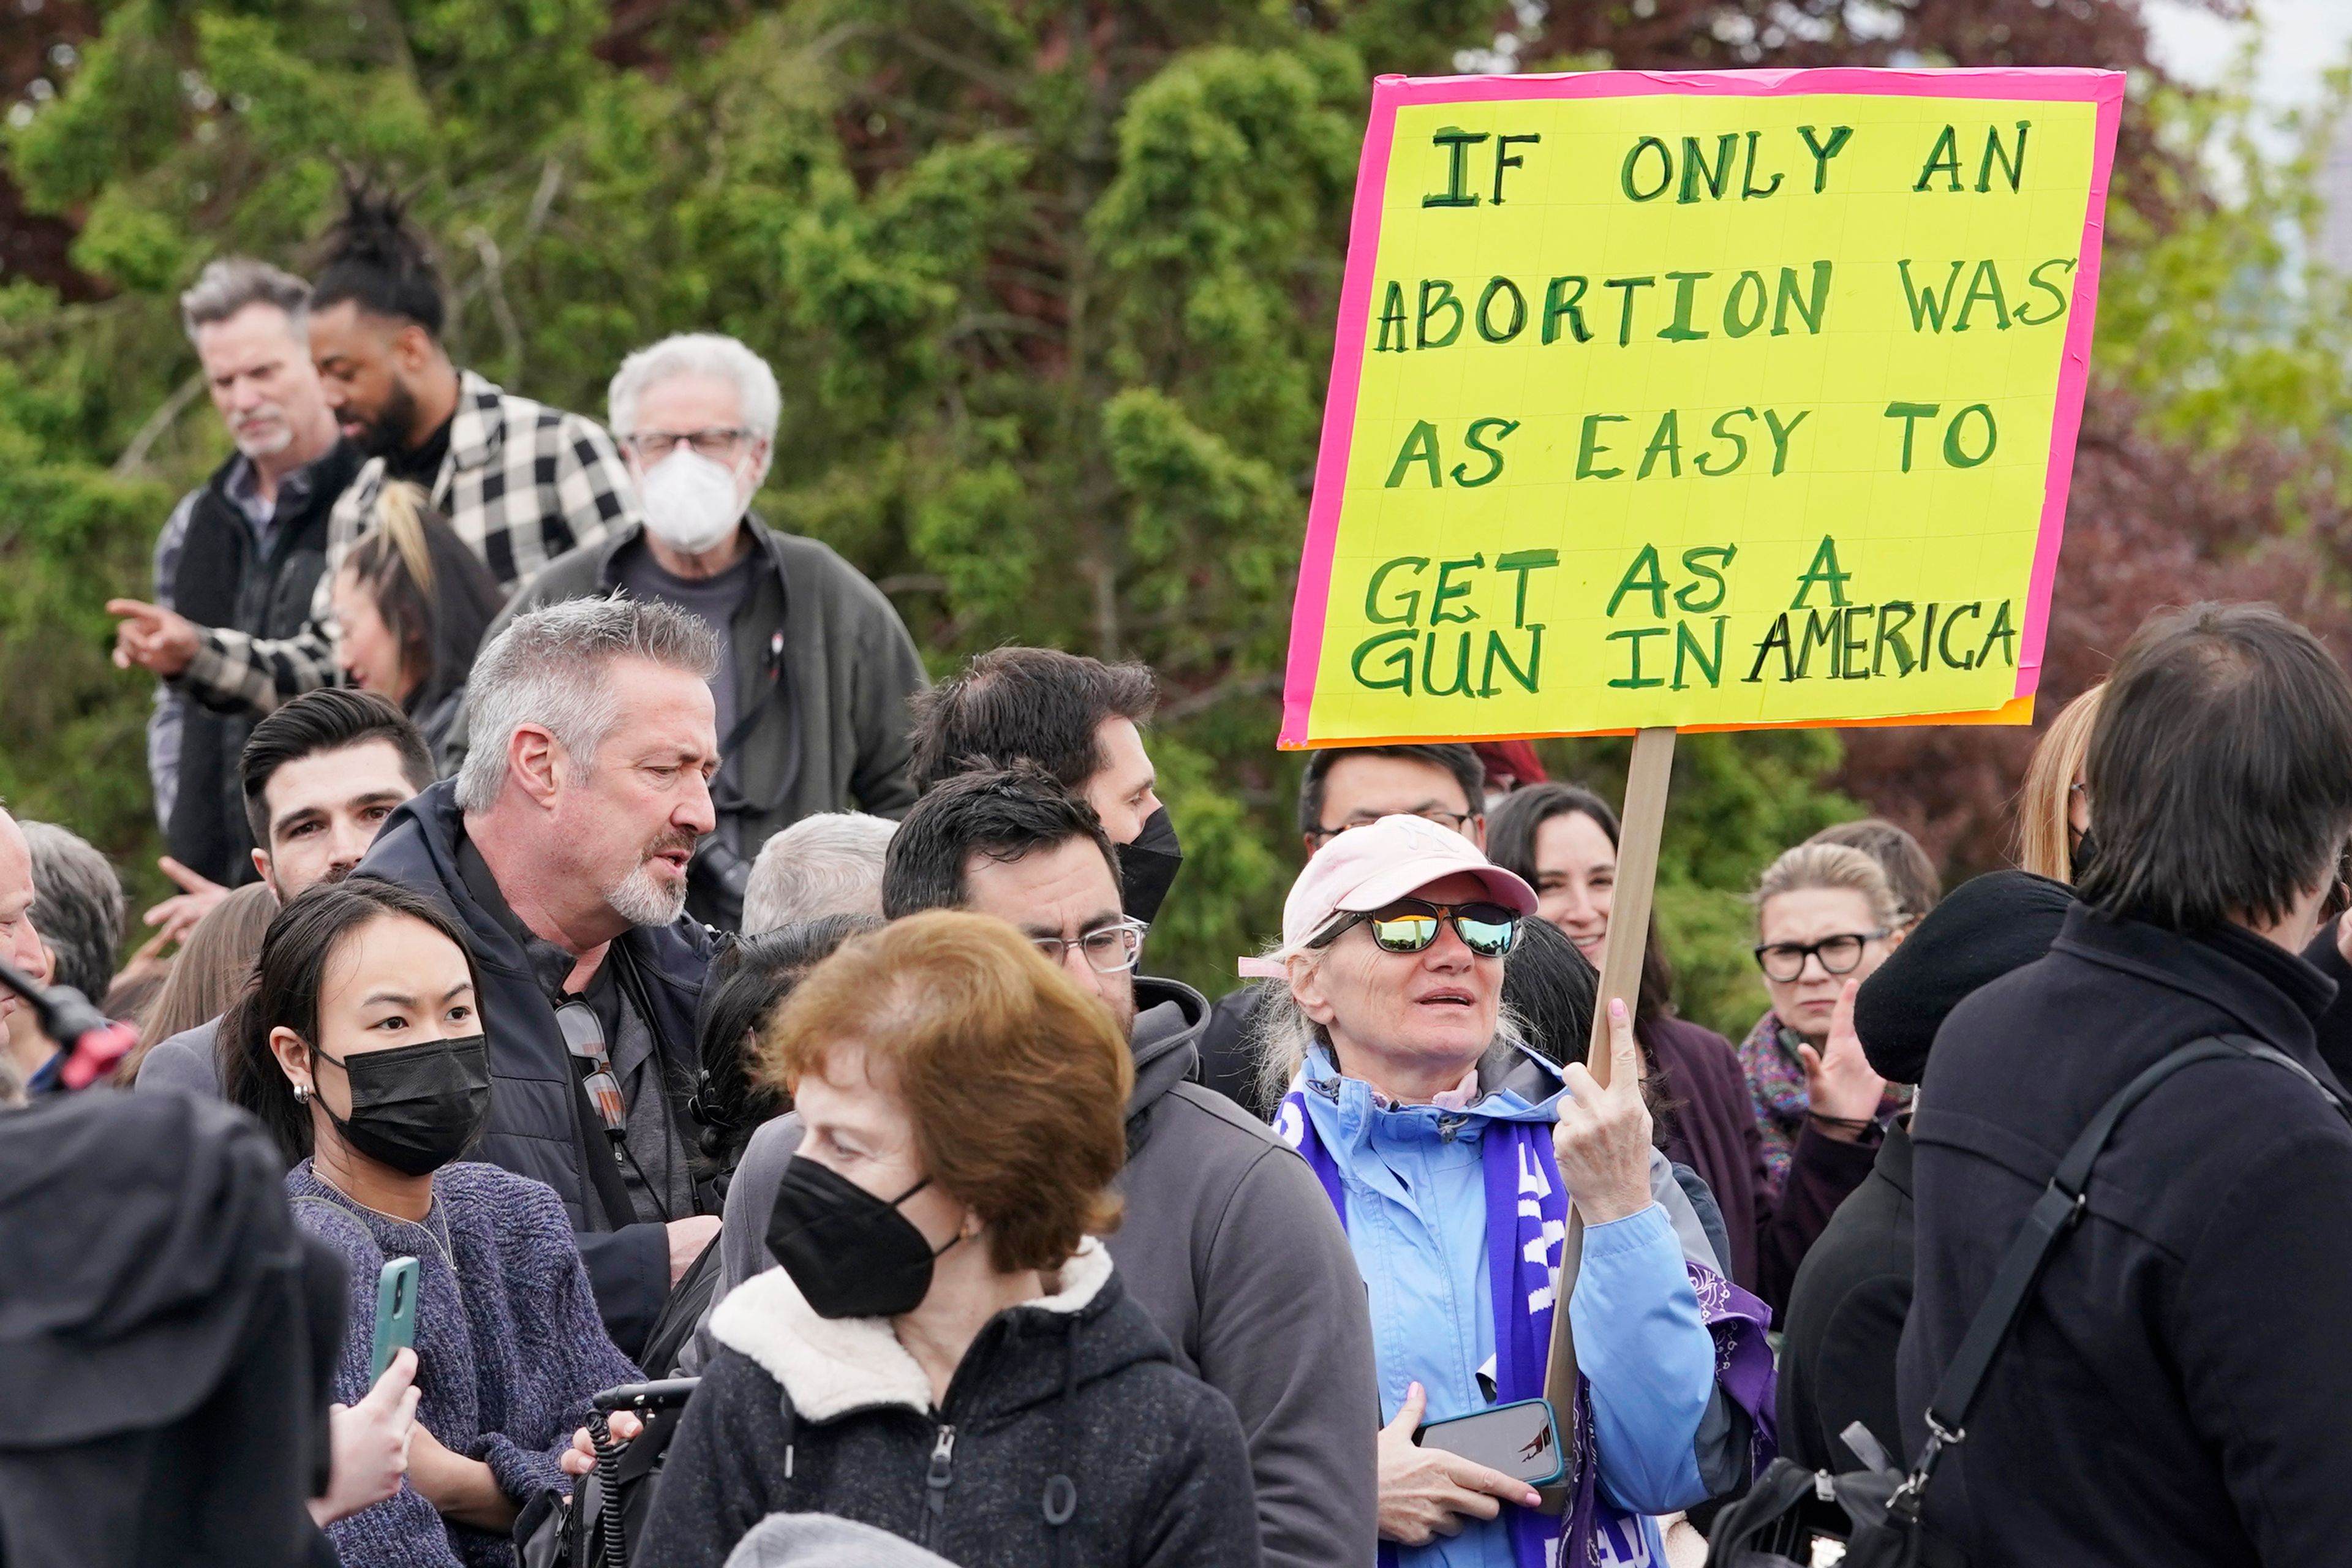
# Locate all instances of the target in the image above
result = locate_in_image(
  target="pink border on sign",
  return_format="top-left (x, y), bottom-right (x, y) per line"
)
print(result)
top-left (1278, 66), bottom-right (2126, 746)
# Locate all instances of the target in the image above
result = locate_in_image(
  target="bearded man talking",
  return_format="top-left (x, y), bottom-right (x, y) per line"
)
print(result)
top-left (355, 596), bottom-right (725, 1360)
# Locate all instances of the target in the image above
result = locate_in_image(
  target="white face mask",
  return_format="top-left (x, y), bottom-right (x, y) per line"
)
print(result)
top-left (638, 449), bottom-right (746, 556)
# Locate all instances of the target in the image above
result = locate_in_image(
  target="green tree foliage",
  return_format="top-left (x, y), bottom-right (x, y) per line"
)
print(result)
top-left (6, 1), bottom-right (2345, 1046)
top-left (0, 1), bottom-right (1497, 989)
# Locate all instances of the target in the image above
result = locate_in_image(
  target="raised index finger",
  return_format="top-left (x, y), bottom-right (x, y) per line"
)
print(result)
top-left (1828, 978), bottom-right (1862, 1055)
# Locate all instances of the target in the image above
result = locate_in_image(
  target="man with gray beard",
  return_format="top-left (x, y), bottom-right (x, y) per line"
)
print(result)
top-left (354, 597), bottom-right (725, 1359)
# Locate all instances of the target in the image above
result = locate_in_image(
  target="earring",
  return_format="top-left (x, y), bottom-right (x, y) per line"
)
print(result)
top-left (293, 1082), bottom-right (311, 1104)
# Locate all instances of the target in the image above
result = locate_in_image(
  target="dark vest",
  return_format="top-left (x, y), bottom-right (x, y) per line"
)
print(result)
top-left (166, 440), bottom-right (363, 884)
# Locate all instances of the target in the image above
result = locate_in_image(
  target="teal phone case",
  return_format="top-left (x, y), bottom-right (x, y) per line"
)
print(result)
top-left (369, 1256), bottom-right (420, 1382)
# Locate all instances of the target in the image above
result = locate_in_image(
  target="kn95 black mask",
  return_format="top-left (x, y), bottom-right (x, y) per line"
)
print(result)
top-left (309, 1034), bottom-right (491, 1177)
top-left (1118, 806), bottom-right (1184, 927)
top-left (765, 1156), bottom-right (960, 1319)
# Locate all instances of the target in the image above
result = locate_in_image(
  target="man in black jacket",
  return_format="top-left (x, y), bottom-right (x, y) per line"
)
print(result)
top-left (1898, 602), bottom-right (2352, 1565)
top-left (356, 596), bottom-right (724, 1359)
top-left (116, 258), bottom-right (361, 889)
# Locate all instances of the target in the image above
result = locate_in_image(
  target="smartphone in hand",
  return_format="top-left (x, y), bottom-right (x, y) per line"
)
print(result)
top-left (369, 1257), bottom-right (420, 1382)
top-left (1415, 1397), bottom-right (1566, 1487)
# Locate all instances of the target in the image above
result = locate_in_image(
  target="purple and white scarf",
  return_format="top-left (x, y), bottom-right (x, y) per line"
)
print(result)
top-left (1278, 1079), bottom-right (1776, 1567)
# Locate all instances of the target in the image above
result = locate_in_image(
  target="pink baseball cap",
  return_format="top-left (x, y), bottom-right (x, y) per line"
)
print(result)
top-left (1237, 813), bottom-right (1537, 977)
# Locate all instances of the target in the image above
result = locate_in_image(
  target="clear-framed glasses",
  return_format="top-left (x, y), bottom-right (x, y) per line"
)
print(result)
top-left (1313, 899), bottom-right (1520, 959)
top-left (1031, 917), bottom-right (1149, 974)
top-left (622, 428), bottom-right (753, 463)
top-left (1306, 809), bottom-right (1474, 846)
top-left (1751, 930), bottom-right (1888, 983)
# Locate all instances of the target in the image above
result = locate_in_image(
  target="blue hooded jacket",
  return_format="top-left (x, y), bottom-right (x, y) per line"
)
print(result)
top-left (1291, 1044), bottom-right (1743, 1567)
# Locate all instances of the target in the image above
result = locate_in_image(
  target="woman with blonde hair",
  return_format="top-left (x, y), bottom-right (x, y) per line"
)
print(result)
top-left (614, 911), bottom-right (1258, 1568)
top-left (116, 880), bottom-right (278, 1087)
top-left (329, 481), bottom-right (504, 768)
top-left (2016, 683), bottom-right (2105, 883)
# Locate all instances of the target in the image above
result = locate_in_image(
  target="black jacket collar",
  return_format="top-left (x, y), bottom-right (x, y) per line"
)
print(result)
top-left (2051, 905), bottom-right (2336, 1054)
top-left (1875, 1117), bottom-right (1915, 1200)
top-left (359, 780), bottom-right (714, 998)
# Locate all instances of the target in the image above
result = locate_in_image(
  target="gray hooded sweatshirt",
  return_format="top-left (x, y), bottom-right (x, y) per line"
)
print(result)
top-left (712, 976), bottom-right (1379, 1568)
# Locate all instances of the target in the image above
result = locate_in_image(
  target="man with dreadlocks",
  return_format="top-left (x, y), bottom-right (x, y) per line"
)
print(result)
top-left (110, 181), bottom-right (639, 721)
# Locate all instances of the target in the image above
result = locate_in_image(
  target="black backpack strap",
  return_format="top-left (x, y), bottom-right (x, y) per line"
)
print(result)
top-left (1891, 1031), bottom-right (2321, 1520)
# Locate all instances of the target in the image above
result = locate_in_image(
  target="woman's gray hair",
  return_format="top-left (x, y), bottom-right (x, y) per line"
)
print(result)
top-left (19, 821), bottom-right (126, 1001)
top-left (180, 257), bottom-right (311, 341)
top-left (1752, 841), bottom-right (1900, 933)
top-left (454, 596), bottom-right (722, 813)
top-left (608, 333), bottom-right (782, 485)
top-left (1247, 940), bottom-right (1528, 1112)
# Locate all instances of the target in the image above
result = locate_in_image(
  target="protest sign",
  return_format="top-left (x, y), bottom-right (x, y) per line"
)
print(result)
top-left (1280, 66), bottom-right (2124, 748)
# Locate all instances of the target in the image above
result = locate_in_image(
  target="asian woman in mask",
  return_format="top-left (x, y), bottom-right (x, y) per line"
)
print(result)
top-left (222, 880), bottom-right (640, 1568)
top-left (579, 910), bottom-right (1259, 1568)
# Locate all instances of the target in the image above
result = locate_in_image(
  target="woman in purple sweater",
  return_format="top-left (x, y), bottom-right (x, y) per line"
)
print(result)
top-left (222, 879), bottom-right (640, 1568)
top-left (1488, 786), bottom-right (1880, 1313)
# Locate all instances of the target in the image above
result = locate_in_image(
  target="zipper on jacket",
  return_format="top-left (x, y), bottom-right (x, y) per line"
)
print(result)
top-left (921, 1423), bottom-right (957, 1547)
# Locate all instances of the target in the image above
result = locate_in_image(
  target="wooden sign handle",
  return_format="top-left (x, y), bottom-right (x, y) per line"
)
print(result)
top-left (1585, 725), bottom-right (1676, 1086)
top-left (1540, 725), bottom-right (1676, 1426)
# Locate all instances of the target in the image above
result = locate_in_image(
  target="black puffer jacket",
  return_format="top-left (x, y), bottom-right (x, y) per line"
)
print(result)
top-left (354, 780), bottom-right (715, 1360)
top-left (646, 1240), bottom-right (1261, 1568)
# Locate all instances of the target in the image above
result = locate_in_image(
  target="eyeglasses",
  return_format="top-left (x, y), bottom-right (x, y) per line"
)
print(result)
top-left (555, 1000), bottom-right (628, 1135)
top-left (1313, 899), bottom-right (1520, 958)
top-left (1307, 809), bottom-right (1475, 846)
top-left (1752, 931), bottom-right (1888, 983)
top-left (1030, 918), bottom-right (1149, 974)
top-left (622, 428), bottom-right (753, 463)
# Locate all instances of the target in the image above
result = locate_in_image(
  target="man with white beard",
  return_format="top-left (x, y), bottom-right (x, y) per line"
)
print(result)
top-left (132, 260), bottom-right (363, 895)
top-left (353, 597), bottom-right (726, 1360)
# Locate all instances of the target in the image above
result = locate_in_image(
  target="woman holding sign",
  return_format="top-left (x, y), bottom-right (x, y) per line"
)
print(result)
top-left (1250, 814), bottom-right (1771, 1567)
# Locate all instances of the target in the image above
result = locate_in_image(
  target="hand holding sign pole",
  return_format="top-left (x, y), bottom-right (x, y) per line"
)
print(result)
top-left (1281, 62), bottom-right (2119, 1463)
top-left (1539, 723), bottom-right (1673, 1428)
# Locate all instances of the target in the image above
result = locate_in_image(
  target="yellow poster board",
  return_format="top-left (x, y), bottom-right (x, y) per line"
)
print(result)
top-left (1279, 67), bottom-right (2122, 747)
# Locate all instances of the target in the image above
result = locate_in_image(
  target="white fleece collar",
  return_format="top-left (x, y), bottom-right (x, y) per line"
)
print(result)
top-left (709, 1236), bottom-right (1115, 1423)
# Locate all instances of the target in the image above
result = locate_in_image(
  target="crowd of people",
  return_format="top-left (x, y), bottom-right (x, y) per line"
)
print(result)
top-left (4, 177), bottom-right (2351, 1568)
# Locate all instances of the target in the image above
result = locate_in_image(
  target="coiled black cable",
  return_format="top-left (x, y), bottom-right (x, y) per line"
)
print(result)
top-left (584, 1409), bottom-right (629, 1568)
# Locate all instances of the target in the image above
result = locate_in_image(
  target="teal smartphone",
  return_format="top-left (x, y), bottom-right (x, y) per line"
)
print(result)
top-left (1415, 1397), bottom-right (1566, 1487)
top-left (369, 1256), bottom-right (420, 1382)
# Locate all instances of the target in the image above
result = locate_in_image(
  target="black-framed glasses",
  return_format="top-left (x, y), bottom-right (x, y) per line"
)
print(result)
top-left (1307, 809), bottom-right (1476, 845)
top-left (1031, 917), bottom-right (1149, 974)
top-left (622, 427), bottom-right (753, 462)
top-left (1752, 930), bottom-right (1888, 983)
top-left (1313, 899), bottom-right (1520, 959)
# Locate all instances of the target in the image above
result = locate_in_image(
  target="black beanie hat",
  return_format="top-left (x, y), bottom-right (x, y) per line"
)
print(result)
top-left (1853, 870), bottom-right (2074, 1084)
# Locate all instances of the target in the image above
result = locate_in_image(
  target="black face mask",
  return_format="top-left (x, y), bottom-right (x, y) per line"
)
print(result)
top-left (766, 1157), bottom-right (959, 1319)
top-left (2070, 828), bottom-right (2100, 884)
top-left (311, 1035), bottom-right (492, 1177)
top-left (1118, 806), bottom-right (1184, 927)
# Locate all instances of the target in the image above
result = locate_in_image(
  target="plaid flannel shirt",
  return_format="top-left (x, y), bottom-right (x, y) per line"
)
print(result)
top-left (175, 369), bottom-right (638, 716)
